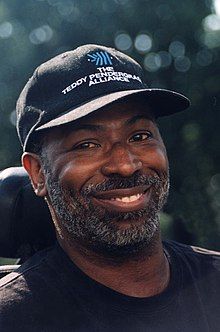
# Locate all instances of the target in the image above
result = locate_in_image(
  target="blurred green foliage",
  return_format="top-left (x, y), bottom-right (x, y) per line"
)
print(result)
top-left (0, 0), bottom-right (219, 251)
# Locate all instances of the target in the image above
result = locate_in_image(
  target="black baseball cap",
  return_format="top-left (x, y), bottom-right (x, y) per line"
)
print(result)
top-left (16, 44), bottom-right (190, 151)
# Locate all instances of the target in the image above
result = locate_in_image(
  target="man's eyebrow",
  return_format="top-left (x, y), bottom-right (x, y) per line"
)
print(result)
top-left (73, 123), bottom-right (104, 132)
top-left (125, 115), bottom-right (154, 126)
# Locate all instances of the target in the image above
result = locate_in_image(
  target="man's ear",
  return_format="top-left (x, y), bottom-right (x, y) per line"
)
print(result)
top-left (22, 152), bottom-right (47, 197)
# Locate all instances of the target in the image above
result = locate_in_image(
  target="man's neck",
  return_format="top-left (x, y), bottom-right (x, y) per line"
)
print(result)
top-left (58, 234), bottom-right (170, 298)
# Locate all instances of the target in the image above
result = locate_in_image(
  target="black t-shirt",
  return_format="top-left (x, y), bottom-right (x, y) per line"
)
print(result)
top-left (0, 240), bottom-right (220, 332)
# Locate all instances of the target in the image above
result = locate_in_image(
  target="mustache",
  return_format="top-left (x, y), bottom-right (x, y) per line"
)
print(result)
top-left (81, 172), bottom-right (165, 196)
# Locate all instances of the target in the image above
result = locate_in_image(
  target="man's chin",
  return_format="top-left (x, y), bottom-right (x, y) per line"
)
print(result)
top-left (83, 225), bottom-right (160, 259)
top-left (109, 217), bottom-right (149, 231)
top-left (67, 212), bottom-right (160, 259)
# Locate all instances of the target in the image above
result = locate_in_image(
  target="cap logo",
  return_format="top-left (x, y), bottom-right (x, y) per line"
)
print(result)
top-left (87, 51), bottom-right (113, 66)
top-left (61, 50), bottom-right (142, 95)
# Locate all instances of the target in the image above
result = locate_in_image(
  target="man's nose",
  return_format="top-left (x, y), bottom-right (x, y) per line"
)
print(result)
top-left (101, 143), bottom-right (143, 177)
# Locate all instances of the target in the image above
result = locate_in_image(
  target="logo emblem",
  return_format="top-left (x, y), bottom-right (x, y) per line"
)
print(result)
top-left (87, 51), bottom-right (113, 66)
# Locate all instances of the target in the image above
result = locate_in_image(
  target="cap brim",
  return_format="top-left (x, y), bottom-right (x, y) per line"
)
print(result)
top-left (36, 88), bottom-right (190, 131)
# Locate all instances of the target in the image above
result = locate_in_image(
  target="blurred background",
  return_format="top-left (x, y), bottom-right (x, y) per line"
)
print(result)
top-left (0, 0), bottom-right (219, 252)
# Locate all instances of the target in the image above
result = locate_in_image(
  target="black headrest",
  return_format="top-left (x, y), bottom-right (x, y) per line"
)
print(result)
top-left (0, 167), bottom-right (56, 259)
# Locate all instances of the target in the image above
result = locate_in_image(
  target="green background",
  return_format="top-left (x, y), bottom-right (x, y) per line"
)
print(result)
top-left (0, 0), bottom-right (219, 261)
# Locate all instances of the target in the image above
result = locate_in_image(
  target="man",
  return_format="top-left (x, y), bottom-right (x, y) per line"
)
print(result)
top-left (0, 44), bottom-right (219, 331)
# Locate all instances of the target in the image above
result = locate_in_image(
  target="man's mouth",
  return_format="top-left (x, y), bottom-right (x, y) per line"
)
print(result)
top-left (92, 185), bottom-right (152, 213)
top-left (110, 193), bottom-right (142, 202)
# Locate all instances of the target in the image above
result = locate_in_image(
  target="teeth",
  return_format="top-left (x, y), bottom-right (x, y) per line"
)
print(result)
top-left (111, 193), bottom-right (142, 202)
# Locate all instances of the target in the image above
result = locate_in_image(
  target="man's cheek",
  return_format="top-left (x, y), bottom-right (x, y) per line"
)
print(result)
top-left (55, 159), bottom-right (99, 189)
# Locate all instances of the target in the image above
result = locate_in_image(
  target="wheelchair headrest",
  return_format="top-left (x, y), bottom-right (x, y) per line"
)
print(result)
top-left (0, 167), bottom-right (56, 259)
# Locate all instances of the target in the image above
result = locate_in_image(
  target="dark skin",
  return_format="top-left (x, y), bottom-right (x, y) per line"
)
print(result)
top-left (23, 101), bottom-right (170, 298)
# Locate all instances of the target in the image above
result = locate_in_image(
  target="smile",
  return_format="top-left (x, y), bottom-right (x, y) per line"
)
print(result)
top-left (110, 193), bottom-right (142, 202)
top-left (92, 185), bottom-right (152, 213)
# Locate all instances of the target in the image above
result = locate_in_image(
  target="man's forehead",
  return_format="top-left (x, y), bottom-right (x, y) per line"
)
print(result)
top-left (65, 99), bottom-right (156, 130)
top-left (43, 100), bottom-right (158, 146)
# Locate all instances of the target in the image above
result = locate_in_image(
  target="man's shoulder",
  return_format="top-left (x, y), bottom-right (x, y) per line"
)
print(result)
top-left (0, 245), bottom-right (82, 331)
top-left (0, 246), bottom-right (56, 303)
top-left (164, 240), bottom-right (220, 256)
top-left (164, 240), bottom-right (220, 276)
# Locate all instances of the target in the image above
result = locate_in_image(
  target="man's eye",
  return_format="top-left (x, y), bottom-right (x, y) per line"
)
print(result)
top-left (129, 132), bottom-right (153, 142)
top-left (75, 142), bottom-right (100, 150)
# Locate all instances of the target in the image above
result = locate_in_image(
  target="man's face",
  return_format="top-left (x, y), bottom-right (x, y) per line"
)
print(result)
top-left (41, 101), bottom-right (169, 256)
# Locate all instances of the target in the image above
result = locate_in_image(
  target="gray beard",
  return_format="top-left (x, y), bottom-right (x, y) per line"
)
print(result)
top-left (44, 165), bottom-right (169, 257)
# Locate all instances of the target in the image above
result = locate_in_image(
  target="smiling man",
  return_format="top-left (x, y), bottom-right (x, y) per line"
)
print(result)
top-left (1, 45), bottom-right (220, 332)
top-left (38, 102), bottom-right (169, 263)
